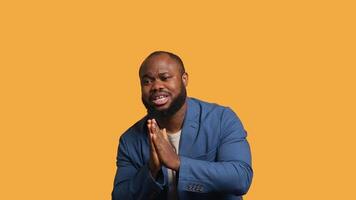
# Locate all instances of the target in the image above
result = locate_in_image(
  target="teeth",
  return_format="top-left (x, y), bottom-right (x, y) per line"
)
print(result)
top-left (155, 96), bottom-right (165, 100)
top-left (152, 95), bottom-right (169, 105)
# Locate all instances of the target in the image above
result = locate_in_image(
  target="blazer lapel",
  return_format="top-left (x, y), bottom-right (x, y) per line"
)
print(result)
top-left (179, 98), bottom-right (200, 157)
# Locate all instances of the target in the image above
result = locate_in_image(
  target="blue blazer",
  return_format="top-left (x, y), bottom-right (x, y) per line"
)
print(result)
top-left (112, 98), bottom-right (253, 200)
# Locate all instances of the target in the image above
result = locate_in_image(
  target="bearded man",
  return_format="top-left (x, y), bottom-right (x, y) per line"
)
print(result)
top-left (112, 51), bottom-right (253, 200)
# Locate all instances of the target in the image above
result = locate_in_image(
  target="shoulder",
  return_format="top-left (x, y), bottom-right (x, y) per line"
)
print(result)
top-left (119, 116), bottom-right (148, 144)
top-left (188, 97), bottom-right (236, 118)
top-left (116, 117), bottom-right (149, 166)
top-left (188, 97), bottom-right (244, 133)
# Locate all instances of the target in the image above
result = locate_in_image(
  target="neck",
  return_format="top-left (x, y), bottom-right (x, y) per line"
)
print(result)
top-left (156, 101), bottom-right (187, 133)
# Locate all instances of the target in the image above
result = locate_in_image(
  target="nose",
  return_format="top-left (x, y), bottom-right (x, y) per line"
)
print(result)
top-left (151, 79), bottom-right (164, 92)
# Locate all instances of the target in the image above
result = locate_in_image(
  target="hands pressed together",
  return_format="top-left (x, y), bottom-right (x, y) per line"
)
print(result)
top-left (147, 119), bottom-right (180, 178)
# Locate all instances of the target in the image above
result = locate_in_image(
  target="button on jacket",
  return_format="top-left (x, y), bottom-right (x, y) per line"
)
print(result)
top-left (112, 97), bottom-right (253, 200)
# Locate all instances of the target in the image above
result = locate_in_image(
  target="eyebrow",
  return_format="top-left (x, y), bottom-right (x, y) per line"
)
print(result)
top-left (141, 74), bottom-right (153, 79)
top-left (158, 72), bottom-right (170, 76)
top-left (141, 72), bottom-right (170, 78)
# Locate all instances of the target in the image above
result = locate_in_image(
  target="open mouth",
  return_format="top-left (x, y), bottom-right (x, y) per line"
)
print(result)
top-left (151, 94), bottom-right (169, 106)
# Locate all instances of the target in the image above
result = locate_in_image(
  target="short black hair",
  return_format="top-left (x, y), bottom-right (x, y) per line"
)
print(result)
top-left (139, 51), bottom-right (186, 75)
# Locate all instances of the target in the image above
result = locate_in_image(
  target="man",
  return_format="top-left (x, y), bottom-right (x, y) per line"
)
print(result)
top-left (112, 51), bottom-right (253, 200)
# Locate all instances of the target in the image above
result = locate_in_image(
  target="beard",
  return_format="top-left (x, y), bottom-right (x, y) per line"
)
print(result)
top-left (142, 86), bottom-right (187, 120)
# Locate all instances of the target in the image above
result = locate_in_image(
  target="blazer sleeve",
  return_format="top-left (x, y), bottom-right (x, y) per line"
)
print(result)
top-left (112, 136), bottom-right (166, 200)
top-left (178, 107), bottom-right (253, 195)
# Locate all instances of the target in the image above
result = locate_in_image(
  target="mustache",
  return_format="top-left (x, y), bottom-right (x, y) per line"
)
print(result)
top-left (149, 91), bottom-right (170, 100)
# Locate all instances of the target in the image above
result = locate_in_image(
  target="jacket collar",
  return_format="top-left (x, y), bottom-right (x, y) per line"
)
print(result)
top-left (179, 97), bottom-right (200, 156)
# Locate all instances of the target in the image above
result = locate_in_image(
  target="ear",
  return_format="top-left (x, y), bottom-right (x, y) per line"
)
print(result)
top-left (182, 72), bottom-right (188, 87)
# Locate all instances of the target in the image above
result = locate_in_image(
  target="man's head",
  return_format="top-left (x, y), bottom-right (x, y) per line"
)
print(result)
top-left (139, 51), bottom-right (188, 119)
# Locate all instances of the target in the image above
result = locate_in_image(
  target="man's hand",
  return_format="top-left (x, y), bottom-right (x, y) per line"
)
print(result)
top-left (147, 119), bottom-right (161, 178)
top-left (148, 119), bottom-right (180, 171)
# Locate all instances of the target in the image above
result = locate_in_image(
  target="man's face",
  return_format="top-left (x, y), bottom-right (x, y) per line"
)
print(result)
top-left (140, 54), bottom-right (188, 119)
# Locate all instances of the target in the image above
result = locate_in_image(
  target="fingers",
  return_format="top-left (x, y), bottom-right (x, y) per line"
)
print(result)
top-left (147, 119), bottom-right (154, 134)
top-left (147, 124), bottom-right (155, 149)
top-left (150, 134), bottom-right (158, 154)
top-left (146, 119), bottom-right (180, 170)
top-left (147, 119), bottom-right (157, 135)
top-left (147, 119), bottom-right (156, 150)
top-left (151, 119), bottom-right (167, 138)
top-left (151, 119), bottom-right (158, 134)
top-left (148, 119), bottom-right (170, 143)
top-left (162, 128), bottom-right (168, 141)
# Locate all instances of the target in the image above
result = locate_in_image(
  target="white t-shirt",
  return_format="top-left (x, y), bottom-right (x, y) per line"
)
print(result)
top-left (167, 130), bottom-right (181, 200)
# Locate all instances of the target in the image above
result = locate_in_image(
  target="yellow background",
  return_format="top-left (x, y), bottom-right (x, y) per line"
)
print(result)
top-left (1, 0), bottom-right (355, 199)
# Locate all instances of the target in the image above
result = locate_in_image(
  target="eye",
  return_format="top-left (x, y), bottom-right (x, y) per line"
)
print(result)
top-left (161, 75), bottom-right (171, 81)
top-left (142, 78), bottom-right (152, 85)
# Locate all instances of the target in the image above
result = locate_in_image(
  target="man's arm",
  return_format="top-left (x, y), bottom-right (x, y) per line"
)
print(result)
top-left (177, 107), bottom-right (253, 195)
top-left (111, 136), bottom-right (166, 200)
